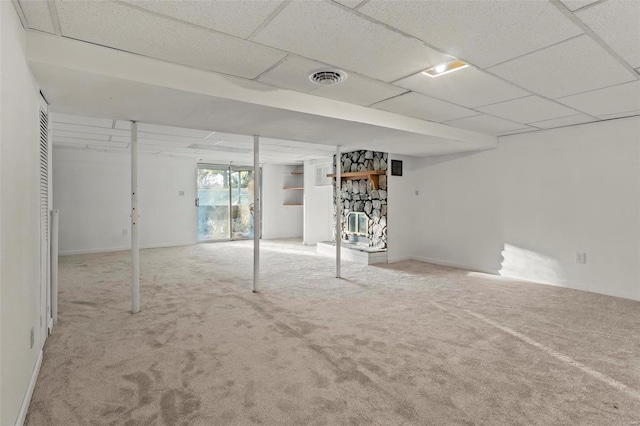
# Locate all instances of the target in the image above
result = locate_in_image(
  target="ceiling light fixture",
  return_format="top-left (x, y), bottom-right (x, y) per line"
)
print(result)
top-left (422, 60), bottom-right (469, 78)
top-left (309, 68), bottom-right (348, 85)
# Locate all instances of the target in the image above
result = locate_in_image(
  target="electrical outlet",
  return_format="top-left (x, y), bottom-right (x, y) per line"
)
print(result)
top-left (30, 327), bottom-right (34, 349)
top-left (576, 252), bottom-right (587, 264)
top-left (123, 229), bottom-right (128, 236)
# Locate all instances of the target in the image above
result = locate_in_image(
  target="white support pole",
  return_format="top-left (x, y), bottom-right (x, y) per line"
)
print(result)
top-left (336, 145), bottom-right (342, 278)
top-left (131, 121), bottom-right (140, 314)
top-left (51, 209), bottom-right (59, 325)
top-left (253, 135), bottom-right (261, 293)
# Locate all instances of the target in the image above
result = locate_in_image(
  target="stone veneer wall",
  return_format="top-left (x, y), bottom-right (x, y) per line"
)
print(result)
top-left (333, 150), bottom-right (388, 249)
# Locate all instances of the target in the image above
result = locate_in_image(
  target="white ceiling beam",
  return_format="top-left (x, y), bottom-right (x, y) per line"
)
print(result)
top-left (26, 31), bottom-right (497, 153)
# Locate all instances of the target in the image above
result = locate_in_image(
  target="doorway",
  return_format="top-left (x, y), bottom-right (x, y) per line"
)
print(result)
top-left (197, 165), bottom-right (256, 242)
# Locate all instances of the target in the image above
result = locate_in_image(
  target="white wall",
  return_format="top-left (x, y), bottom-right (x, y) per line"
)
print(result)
top-left (303, 158), bottom-right (333, 245)
top-left (500, 118), bottom-right (639, 300)
top-left (386, 155), bottom-right (419, 263)
top-left (414, 150), bottom-right (504, 273)
top-left (413, 117), bottom-right (640, 300)
top-left (261, 164), bottom-right (303, 240)
top-left (1, 3), bottom-right (47, 424)
top-left (53, 149), bottom-right (197, 254)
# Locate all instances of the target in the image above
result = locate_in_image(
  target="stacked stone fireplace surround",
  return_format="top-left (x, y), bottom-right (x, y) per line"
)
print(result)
top-left (334, 150), bottom-right (388, 250)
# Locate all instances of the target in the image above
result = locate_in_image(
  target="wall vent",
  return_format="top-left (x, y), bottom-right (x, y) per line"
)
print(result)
top-left (315, 163), bottom-right (332, 186)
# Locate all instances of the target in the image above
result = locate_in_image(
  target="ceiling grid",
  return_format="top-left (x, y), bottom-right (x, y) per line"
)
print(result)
top-left (16, 0), bottom-right (640, 161)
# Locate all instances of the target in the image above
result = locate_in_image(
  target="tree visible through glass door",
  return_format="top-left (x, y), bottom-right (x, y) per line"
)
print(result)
top-left (197, 167), bottom-right (230, 241)
top-left (197, 166), bottom-right (255, 241)
top-left (230, 169), bottom-right (254, 239)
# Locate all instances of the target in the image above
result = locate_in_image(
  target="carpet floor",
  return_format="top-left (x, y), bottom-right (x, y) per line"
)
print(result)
top-left (26, 239), bottom-right (640, 425)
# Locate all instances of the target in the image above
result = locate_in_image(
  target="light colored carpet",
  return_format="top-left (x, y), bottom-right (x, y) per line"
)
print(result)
top-left (26, 239), bottom-right (640, 425)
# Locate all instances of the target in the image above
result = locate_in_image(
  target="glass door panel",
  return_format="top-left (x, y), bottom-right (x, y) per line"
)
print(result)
top-left (197, 167), bottom-right (230, 241)
top-left (230, 169), bottom-right (254, 239)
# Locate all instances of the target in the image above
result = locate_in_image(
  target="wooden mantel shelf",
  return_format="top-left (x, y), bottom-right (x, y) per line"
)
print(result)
top-left (327, 170), bottom-right (386, 190)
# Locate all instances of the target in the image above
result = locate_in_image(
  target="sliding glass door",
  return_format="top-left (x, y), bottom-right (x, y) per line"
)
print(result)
top-left (230, 168), bottom-right (254, 239)
top-left (197, 165), bottom-right (256, 242)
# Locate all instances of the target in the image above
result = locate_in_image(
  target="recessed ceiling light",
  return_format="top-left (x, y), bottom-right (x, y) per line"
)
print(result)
top-left (422, 60), bottom-right (469, 78)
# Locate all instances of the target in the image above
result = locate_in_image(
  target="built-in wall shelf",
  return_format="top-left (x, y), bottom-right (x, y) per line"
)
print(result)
top-left (283, 166), bottom-right (304, 206)
top-left (327, 170), bottom-right (386, 190)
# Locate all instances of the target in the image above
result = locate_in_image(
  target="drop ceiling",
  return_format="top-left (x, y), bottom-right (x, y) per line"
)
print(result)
top-left (14, 0), bottom-right (640, 161)
top-left (50, 112), bottom-right (337, 165)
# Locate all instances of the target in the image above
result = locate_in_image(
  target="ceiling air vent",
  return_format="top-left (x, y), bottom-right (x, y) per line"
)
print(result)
top-left (309, 68), bottom-right (348, 85)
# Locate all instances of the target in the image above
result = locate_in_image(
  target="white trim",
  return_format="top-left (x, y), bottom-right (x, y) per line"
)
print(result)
top-left (408, 256), bottom-right (500, 275)
top-left (15, 350), bottom-right (43, 426)
top-left (386, 256), bottom-right (412, 263)
top-left (59, 241), bottom-right (195, 256)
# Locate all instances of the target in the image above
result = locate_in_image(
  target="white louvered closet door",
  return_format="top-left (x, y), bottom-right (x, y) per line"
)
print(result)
top-left (39, 96), bottom-right (51, 343)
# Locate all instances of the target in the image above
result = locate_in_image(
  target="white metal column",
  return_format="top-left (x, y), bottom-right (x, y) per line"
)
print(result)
top-left (253, 135), bottom-right (261, 293)
top-left (336, 145), bottom-right (342, 278)
top-left (131, 121), bottom-right (140, 313)
top-left (51, 209), bottom-right (59, 325)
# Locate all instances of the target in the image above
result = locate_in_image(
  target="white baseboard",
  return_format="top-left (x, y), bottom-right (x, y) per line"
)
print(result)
top-left (60, 241), bottom-right (196, 256)
top-left (387, 256), bottom-right (412, 263)
top-left (409, 256), bottom-right (500, 275)
top-left (411, 257), bottom-right (640, 301)
top-left (16, 349), bottom-right (43, 426)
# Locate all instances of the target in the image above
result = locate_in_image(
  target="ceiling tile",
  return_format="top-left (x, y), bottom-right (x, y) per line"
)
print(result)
top-left (310, 74), bottom-right (406, 106)
top-left (444, 114), bottom-right (531, 135)
top-left (209, 132), bottom-right (252, 143)
top-left (556, 80), bottom-right (640, 117)
top-left (394, 67), bottom-right (529, 108)
top-left (121, 0), bottom-right (283, 39)
top-left (488, 35), bottom-right (637, 99)
top-left (138, 132), bottom-right (208, 145)
top-left (112, 121), bottom-right (214, 138)
top-left (358, 0), bottom-right (582, 68)
top-left (597, 110), bottom-right (640, 120)
top-left (52, 122), bottom-right (129, 137)
top-left (18, 0), bottom-right (55, 33)
top-left (331, 0), bottom-right (364, 9)
top-left (494, 128), bottom-right (539, 137)
top-left (257, 56), bottom-right (327, 93)
top-left (51, 112), bottom-right (113, 128)
top-left (52, 130), bottom-right (110, 141)
top-left (528, 114), bottom-right (596, 129)
top-left (217, 140), bottom-right (254, 149)
top-left (111, 135), bottom-right (198, 147)
top-left (55, 0), bottom-right (287, 79)
top-left (139, 123), bottom-right (211, 139)
top-left (138, 144), bottom-right (198, 153)
top-left (54, 136), bottom-right (128, 148)
top-left (373, 92), bottom-right (479, 123)
top-left (252, 1), bottom-right (449, 82)
top-left (559, 1), bottom-right (600, 12)
top-left (478, 96), bottom-right (578, 124)
top-left (576, 0), bottom-right (640, 69)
